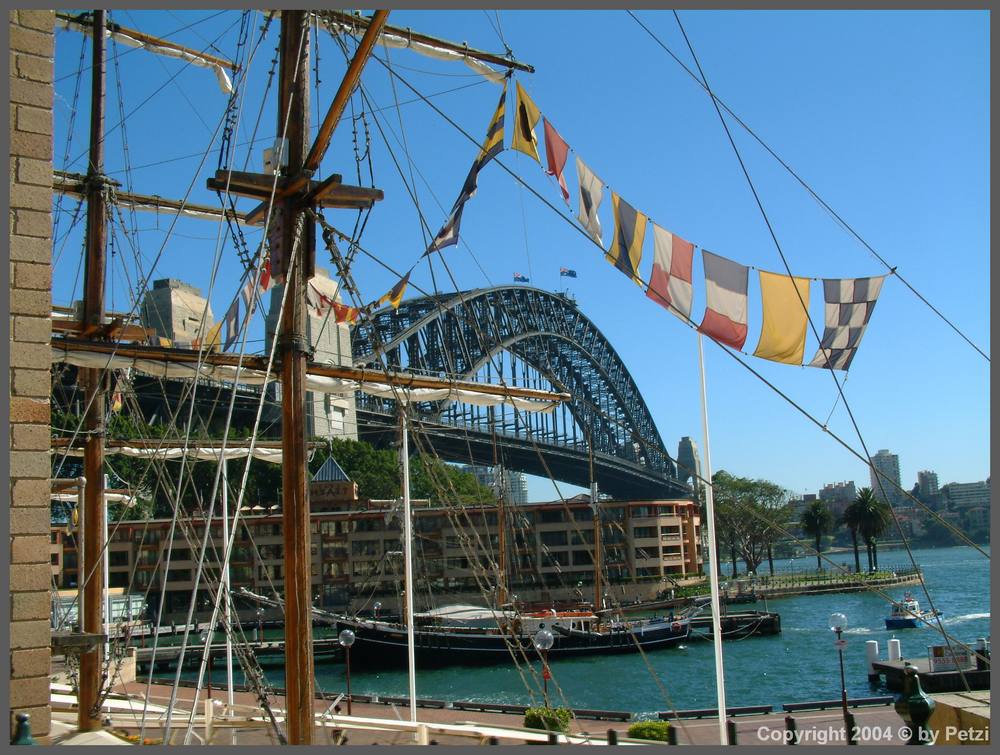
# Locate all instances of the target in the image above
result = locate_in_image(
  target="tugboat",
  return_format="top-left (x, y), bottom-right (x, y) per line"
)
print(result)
top-left (885, 593), bottom-right (941, 629)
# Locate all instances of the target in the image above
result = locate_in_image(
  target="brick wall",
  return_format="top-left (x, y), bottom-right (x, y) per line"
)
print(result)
top-left (8, 9), bottom-right (54, 738)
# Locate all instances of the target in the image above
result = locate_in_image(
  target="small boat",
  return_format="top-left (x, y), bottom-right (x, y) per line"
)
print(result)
top-left (885, 593), bottom-right (941, 629)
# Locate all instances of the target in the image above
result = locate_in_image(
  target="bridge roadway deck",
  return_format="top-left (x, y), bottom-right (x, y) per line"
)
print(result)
top-left (107, 680), bottom-right (906, 745)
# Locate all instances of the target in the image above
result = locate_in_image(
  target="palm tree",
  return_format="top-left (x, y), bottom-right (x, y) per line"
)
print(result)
top-left (842, 491), bottom-right (869, 573)
top-left (800, 501), bottom-right (834, 572)
top-left (856, 492), bottom-right (893, 571)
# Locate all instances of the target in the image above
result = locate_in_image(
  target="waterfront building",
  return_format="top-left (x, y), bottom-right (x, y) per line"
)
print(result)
top-left (50, 461), bottom-right (702, 620)
top-left (870, 449), bottom-right (903, 506)
top-left (676, 436), bottom-right (702, 490)
top-left (941, 480), bottom-right (991, 510)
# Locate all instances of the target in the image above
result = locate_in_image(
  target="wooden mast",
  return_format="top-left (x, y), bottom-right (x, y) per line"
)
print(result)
top-left (275, 10), bottom-right (314, 745)
top-left (272, 10), bottom-right (390, 743)
top-left (78, 7), bottom-right (107, 732)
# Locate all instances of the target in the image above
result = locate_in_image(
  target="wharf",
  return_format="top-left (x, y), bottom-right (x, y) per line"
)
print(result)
top-left (96, 679), bottom-right (906, 746)
top-left (873, 659), bottom-right (990, 693)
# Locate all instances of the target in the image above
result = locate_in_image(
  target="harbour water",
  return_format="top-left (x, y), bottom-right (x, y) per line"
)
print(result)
top-left (171, 546), bottom-right (989, 717)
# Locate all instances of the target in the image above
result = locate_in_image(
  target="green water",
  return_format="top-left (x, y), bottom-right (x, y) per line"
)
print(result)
top-left (165, 546), bottom-right (990, 716)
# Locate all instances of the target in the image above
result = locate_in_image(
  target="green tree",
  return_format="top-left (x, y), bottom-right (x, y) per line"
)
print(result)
top-left (854, 490), bottom-right (892, 571)
top-left (842, 490), bottom-right (869, 574)
top-left (712, 471), bottom-right (790, 577)
top-left (800, 500), bottom-right (834, 571)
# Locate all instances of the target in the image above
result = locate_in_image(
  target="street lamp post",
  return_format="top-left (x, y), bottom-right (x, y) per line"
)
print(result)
top-left (339, 629), bottom-right (356, 715)
top-left (829, 612), bottom-right (856, 745)
top-left (533, 628), bottom-right (554, 707)
top-left (373, 601), bottom-right (381, 620)
top-left (256, 608), bottom-right (264, 642)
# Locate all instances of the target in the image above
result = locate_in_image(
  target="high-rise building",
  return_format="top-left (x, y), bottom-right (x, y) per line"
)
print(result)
top-left (917, 470), bottom-right (939, 499)
top-left (265, 267), bottom-right (357, 440)
top-left (819, 481), bottom-right (857, 503)
top-left (461, 465), bottom-right (528, 505)
top-left (676, 436), bottom-right (702, 488)
top-left (140, 278), bottom-right (215, 347)
top-left (818, 481), bottom-right (857, 519)
top-left (870, 449), bottom-right (902, 506)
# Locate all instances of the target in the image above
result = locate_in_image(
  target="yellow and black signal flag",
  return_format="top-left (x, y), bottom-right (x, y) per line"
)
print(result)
top-left (511, 81), bottom-right (542, 162)
top-left (427, 82), bottom-right (508, 254)
top-left (476, 80), bottom-right (507, 166)
top-left (377, 270), bottom-right (411, 310)
top-left (607, 193), bottom-right (648, 286)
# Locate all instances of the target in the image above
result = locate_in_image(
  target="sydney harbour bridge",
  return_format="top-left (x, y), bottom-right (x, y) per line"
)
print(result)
top-left (353, 286), bottom-right (689, 500)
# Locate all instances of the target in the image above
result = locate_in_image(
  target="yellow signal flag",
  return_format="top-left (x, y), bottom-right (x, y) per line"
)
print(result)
top-left (607, 193), bottom-right (647, 287)
top-left (511, 81), bottom-right (542, 162)
top-left (377, 271), bottom-right (411, 310)
top-left (753, 270), bottom-right (811, 365)
top-left (203, 321), bottom-right (223, 352)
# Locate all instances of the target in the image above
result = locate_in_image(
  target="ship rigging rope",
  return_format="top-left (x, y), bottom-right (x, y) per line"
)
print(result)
top-left (51, 35), bottom-right (88, 266)
top-left (626, 9), bottom-right (988, 365)
top-left (671, 8), bottom-right (973, 692)
top-left (59, 14), bottom-right (244, 175)
top-left (169, 19), bottom-right (312, 743)
top-left (361, 56), bottom-right (985, 559)
top-left (298, 48), bottom-right (587, 702)
top-left (54, 10), bottom-right (231, 83)
top-left (347, 38), bottom-right (988, 703)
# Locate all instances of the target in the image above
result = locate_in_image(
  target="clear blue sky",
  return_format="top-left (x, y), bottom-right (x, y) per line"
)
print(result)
top-left (51, 10), bottom-right (989, 501)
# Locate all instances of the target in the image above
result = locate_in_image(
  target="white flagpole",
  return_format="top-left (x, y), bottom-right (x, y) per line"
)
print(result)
top-left (400, 411), bottom-right (418, 727)
top-left (221, 458), bottom-right (235, 742)
top-left (697, 333), bottom-right (729, 745)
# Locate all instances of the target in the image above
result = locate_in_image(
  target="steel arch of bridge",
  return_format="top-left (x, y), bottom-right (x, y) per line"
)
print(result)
top-left (352, 286), bottom-right (688, 499)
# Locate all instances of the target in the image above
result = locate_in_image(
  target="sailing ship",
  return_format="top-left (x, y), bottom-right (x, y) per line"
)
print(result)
top-left (45, 8), bottom-right (984, 746)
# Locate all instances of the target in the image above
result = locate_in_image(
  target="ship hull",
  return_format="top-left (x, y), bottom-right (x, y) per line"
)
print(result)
top-left (335, 618), bottom-right (689, 667)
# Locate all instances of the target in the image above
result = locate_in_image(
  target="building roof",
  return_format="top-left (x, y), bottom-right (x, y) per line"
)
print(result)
top-left (312, 454), bottom-right (350, 483)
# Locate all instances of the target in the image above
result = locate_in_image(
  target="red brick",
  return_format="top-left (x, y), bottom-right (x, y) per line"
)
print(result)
top-left (9, 25), bottom-right (53, 57)
top-left (9, 396), bottom-right (50, 424)
top-left (9, 508), bottom-right (51, 538)
top-left (10, 648), bottom-right (51, 679)
top-left (13, 261), bottom-right (51, 290)
top-left (15, 156), bottom-right (52, 187)
top-left (17, 10), bottom-right (54, 33)
top-left (9, 234), bottom-right (51, 263)
top-left (11, 208), bottom-right (51, 238)
top-left (9, 130), bottom-right (52, 161)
